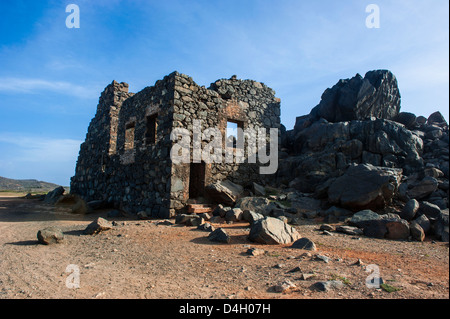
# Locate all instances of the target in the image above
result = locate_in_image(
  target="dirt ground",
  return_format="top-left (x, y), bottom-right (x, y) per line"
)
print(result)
top-left (0, 194), bottom-right (448, 300)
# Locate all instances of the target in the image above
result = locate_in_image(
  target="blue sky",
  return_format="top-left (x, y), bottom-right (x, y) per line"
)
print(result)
top-left (0, 0), bottom-right (448, 186)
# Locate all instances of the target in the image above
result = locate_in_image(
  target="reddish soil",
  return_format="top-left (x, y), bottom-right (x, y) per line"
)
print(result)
top-left (0, 196), bottom-right (448, 299)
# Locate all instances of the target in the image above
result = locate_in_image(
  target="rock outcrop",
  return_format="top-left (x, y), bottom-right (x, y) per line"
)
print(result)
top-left (307, 70), bottom-right (400, 123)
top-left (275, 69), bottom-right (448, 242)
top-left (327, 164), bottom-right (402, 211)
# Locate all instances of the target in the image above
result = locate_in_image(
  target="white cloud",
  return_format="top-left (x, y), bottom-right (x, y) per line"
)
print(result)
top-left (0, 133), bottom-right (82, 163)
top-left (0, 77), bottom-right (98, 99)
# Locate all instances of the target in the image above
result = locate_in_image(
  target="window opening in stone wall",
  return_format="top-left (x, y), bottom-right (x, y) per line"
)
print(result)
top-left (226, 120), bottom-right (243, 149)
top-left (145, 114), bottom-right (157, 145)
top-left (124, 122), bottom-right (135, 151)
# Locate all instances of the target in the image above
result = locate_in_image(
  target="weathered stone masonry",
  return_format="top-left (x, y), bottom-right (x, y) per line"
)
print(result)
top-left (71, 72), bottom-right (281, 218)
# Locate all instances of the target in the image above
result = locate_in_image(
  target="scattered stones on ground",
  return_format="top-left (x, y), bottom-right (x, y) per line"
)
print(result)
top-left (314, 254), bottom-right (331, 263)
top-left (291, 238), bottom-right (317, 251)
top-left (37, 226), bottom-right (64, 245)
top-left (197, 222), bottom-right (215, 232)
top-left (246, 247), bottom-right (266, 256)
top-left (273, 280), bottom-right (297, 293)
top-left (83, 217), bottom-right (113, 235)
top-left (312, 280), bottom-right (344, 292)
top-left (208, 228), bottom-right (231, 244)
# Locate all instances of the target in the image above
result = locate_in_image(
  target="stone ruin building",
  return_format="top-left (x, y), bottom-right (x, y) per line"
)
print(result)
top-left (70, 72), bottom-right (281, 218)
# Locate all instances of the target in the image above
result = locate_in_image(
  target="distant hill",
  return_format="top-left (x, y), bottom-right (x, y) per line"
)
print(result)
top-left (0, 176), bottom-right (62, 193)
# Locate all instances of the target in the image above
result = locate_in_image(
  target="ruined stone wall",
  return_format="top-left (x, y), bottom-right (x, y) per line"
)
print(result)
top-left (71, 75), bottom-right (176, 218)
top-left (70, 80), bottom-right (133, 202)
top-left (209, 75), bottom-right (281, 185)
top-left (111, 73), bottom-right (175, 217)
top-left (72, 72), bottom-right (281, 216)
top-left (169, 73), bottom-right (281, 208)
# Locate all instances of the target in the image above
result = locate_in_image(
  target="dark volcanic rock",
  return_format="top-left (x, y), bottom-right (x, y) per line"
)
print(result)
top-left (407, 177), bottom-right (439, 200)
top-left (410, 222), bottom-right (425, 242)
top-left (349, 209), bottom-right (381, 228)
top-left (242, 210), bottom-right (265, 225)
top-left (282, 118), bottom-right (423, 194)
top-left (328, 164), bottom-right (402, 211)
top-left (395, 112), bottom-right (417, 129)
top-left (400, 199), bottom-right (420, 221)
top-left (418, 201), bottom-right (442, 220)
top-left (435, 210), bottom-right (449, 242)
top-left (363, 220), bottom-right (388, 239)
top-left (336, 225), bottom-right (364, 236)
top-left (291, 238), bottom-right (317, 251)
top-left (309, 70), bottom-right (400, 123)
top-left (427, 111), bottom-right (447, 126)
top-left (208, 228), bottom-right (231, 243)
top-left (413, 214), bottom-right (431, 234)
top-left (384, 219), bottom-right (410, 240)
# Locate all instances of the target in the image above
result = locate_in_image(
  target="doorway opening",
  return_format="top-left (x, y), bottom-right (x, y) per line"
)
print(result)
top-left (189, 161), bottom-right (206, 199)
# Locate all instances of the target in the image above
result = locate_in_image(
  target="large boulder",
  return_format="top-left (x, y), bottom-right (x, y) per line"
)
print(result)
top-left (395, 112), bottom-right (417, 129)
top-left (205, 180), bottom-right (243, 206)
top-left (249, 217), bottom-right (301, 245)
top-left (427, 111), bottom-right (447, 126)
top-left (309, 70), bottom-right (400, 123)
top-left (349, 209), bottom-right (381, 228)
top-left (349, 211), bottom-right (411, 240)
top-left (407, 177), bottom-right (439, 200)
top-left (413, 214), bottom-right (431, 233)
top-left (418, 201), bottom-right (442, 220)
top-left (410, 222), bottom-right (425, 242)
top-left (358, 215), bottom-right (410, 240)
top-left (328, 164), bottom-right (402, 211)
top-left (384, 219), bottom-right (410, 240)
top-left (399, 199), bottom-right (419, 221)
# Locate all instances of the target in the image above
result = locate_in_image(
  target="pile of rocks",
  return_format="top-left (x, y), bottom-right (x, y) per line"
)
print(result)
top-left (174, 192), bottom-right (302, 245)
top-left (274, 69), bottom-right (448, 242)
